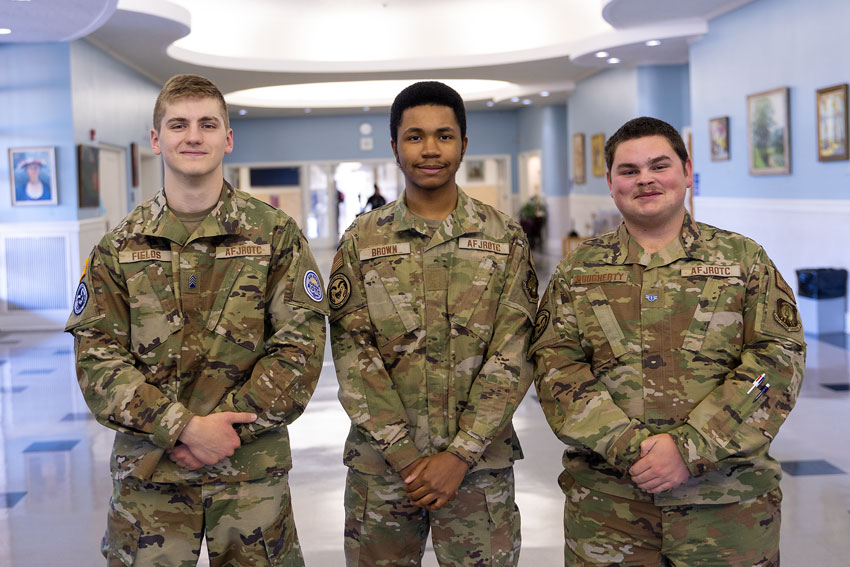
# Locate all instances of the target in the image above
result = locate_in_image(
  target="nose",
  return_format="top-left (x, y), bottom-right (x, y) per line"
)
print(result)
top-left (421, 135), bottom-right (440, 157)
top-left (636, 169), bottom-right (654, 186)
top-left (185, 124), bottom-right (203, 143)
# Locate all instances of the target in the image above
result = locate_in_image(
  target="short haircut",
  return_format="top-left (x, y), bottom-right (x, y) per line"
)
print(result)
top-left (153, 74), bottom-right (229, 132)
top-left (389, 81), bottom-right (467, 143)
top-left (604, 116), bottom-right (688, 172)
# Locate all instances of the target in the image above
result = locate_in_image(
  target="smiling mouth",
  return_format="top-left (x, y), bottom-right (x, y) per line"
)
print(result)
top-left (636, 191), bottom-right (662, 199)
top-left (417, 164), bottom-right (445, 172)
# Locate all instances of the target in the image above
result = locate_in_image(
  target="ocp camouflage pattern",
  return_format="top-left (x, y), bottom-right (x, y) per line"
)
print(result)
top-left (530, 213), bottom-right (805, 505)
top-left (66, 182), bottom-right (328, 483)
top-left (329, 188), bottom-right (537, 474)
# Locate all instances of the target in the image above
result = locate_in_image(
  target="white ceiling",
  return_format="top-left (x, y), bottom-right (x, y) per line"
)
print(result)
top-left (0, 0), bottom-right (755, 116)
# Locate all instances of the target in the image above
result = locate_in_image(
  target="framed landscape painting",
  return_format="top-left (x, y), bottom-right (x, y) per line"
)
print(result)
top-left (572, 133), bottom-right (586, 185)
top-left (816, 83), bottom-right (848, 162)
top-left (591, 133), bottom-right (605, 176)
top-left (747, 87), bottom-right (790, 175)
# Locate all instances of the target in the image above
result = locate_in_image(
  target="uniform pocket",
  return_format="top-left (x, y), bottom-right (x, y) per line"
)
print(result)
top-left (207, 260), bottom-right (266, 351)
top-left (450, 256), bottom-right (502, 342)
top-left (483, 469), bottom-right (520, 565)
top-left (102, 498), bottom-right (142, 566)
top-left (126, 263), bottom-right (182, 356)
top-left (363, 263), bottom-right (420, 346)
top-left (681, 277), bottom-right (745, 359)
top-left (343, 469), bottom-right (369, 565)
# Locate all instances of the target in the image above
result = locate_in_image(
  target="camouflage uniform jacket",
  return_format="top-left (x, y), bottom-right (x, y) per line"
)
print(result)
top-left (530, 213), bottom-right (805, 506)
top-left (329, 188), bottom-right (537, 475)
top-left (66, 182), bottom-right (328, 484)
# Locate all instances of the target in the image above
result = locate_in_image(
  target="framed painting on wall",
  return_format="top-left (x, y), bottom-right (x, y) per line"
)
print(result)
top-left (572, 133), bottom-right (586, 185)
top-left (8, 147), bottom-right (58, 206)
top-left (591, 133), bottom-right (605, 176)
top-left (709, 116), bottom-right (730, 161)
top-left (816, 83), bottom-right (848, 162)
top-left (747, 87), bottom-right (791, 175)
top-left (77, 144), bottom-right (101, 208)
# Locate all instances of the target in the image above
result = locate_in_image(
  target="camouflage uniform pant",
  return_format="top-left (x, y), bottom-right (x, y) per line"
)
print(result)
top-left (102, 474), bottom-right (304, 567)
top-left (561, 475), bottom-right (781, 567)
top-left (344, 467), bottom-right (521, 567)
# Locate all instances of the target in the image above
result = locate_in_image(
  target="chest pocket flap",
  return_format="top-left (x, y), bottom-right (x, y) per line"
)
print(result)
top-left (127, 263), bottom-right (182, 355)
top-left (585, 286), bottom-right (628, 359)
top-left (364, 261), bottom-right (420, 344)
top-left (206, 259), bottom-right (266, 351)
top-left (450, 256), bottom-right (500, 341)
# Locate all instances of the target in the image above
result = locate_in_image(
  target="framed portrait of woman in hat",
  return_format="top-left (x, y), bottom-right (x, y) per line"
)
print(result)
top-left (8, 147), bottom-right (58, 206)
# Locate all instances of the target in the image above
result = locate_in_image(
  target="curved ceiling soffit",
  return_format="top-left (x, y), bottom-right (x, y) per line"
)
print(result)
top-left (0, 0), bottom-right (118, 43)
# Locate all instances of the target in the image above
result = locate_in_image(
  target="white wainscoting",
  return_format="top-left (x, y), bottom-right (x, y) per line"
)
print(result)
top-left (0, 217), bottom-right (107, 331)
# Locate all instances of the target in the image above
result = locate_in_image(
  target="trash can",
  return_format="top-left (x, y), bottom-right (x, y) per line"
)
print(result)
top-left (796, 268), bottom-right (847, 335)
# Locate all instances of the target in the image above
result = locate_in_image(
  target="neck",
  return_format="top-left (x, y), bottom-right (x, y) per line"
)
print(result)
top-left (163, 169), bottom-right (223, 214)
top-left (405, 183), bottom-right (458, 220)
top-left (624, 209), bottom-right (686, 254)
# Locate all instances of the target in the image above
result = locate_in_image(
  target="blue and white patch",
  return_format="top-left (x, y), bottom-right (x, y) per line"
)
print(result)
top-left (304, 270), bottom-right (323, 302)
top-left (645, 293), bottom-right (658, 302)
top-left (73, 282), bottom-right (89, 315)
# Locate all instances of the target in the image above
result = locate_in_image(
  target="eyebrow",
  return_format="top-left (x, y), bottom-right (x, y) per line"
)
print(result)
top-left (166, 115), bottom-right (222, 125)
top-left (402, 125), bottom-right (457, 135)
top-left (615, 155), bottom-right (672, 170)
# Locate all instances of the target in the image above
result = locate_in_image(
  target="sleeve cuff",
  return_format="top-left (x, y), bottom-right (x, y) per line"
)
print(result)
top-left (215, 391), bottom-right (258, 444)
top-left (447, 430), bottom-right (487, 468)
top-left (152, 402), bottom-right (196, 449)
top-left (383, 435), bottom-right (422, 472)
top-left (667, 424), bottom-right (719, 477)
top-left (604, 419), bottom-right (650, 473)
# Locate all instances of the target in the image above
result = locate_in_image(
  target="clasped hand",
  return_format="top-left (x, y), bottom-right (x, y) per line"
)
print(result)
top-left (401, 452), bottom-right (469, 511)
top-left (629, 433), bottom-right (690, 494)
top-left (167, 411), bottom-right (257, 471)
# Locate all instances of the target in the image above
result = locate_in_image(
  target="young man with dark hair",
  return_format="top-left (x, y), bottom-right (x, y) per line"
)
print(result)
top-left (531, 116), bottom-right (805, 566)
top-left (329, 80), bottom-right (537, 566)
top-left (67, 74), bottom-right (327, 566)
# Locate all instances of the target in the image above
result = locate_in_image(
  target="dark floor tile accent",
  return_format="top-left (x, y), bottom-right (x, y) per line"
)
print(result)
top-left (781, 459), bottom-right (846, 476)
top-left (0, 386), bottom-right (27, 394)
top-left (61, 412), bottom-right (95, 422)
top-left (815, 333), bottom-right (850, 349)
top-left (17, 369), bottom-right (55, 376)
top-left (1, 492), bottom-right (26, 509)
top-left (23, 440), bottom-right (80, 453)
top-left (822, 383), bottom-right (850, 392)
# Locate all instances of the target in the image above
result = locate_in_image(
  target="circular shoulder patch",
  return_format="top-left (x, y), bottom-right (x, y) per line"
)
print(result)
top-left (774, 298), bottom-right (801, 332)
top-left (524, 271), bottom-right (539, 303)
top-left (73, 282), bottom-right (89, 316)
top-left (304, 270), bottom-right (323, 302)
top-left (532, 309), bottom-right (550, 343)
top-left (328, 273), bottom-right (351, 310)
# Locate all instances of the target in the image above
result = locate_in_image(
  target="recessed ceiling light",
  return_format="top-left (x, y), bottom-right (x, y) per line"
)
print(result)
top-left (363, 106), bottom-right (371, 112)
top-left (0, 29), bottom-right (12, 35)
top-left (595, 51), bottom-right (608, 58)
top-left (510, 96), bottom-right (520, 103)
top-left (486, 101), bottom-right (495, 107)
top-left (540, 91), bottom-right (550, 97)
top-left (645, 40), bottom-right (661, 47)
top-left (522, 99), bottom-right (532, 105)
top-left (607, 57), bottom-right (620, 64)
top-left (304, 108), bottom-right (312, 113)
top-left (238, 109), bottom-right (247, 116)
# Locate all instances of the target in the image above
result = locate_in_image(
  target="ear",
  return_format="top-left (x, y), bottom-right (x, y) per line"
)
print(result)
top-left (150, 128), bottom-right (161, 155)
top-left (460, 136), bottom-right (468, 161)
top-left (224, 128), bottom-right (234, 155)
top-left (684, 157), bottom-right (693, 188)
top-left (391, 139), bottom-right (399, 164)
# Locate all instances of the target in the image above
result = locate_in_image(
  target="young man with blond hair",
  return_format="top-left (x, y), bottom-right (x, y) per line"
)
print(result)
top-left (67, 74), bottom-right (327, 566)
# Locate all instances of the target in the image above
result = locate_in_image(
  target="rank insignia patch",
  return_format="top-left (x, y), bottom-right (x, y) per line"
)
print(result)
top-left (774, 298), bottom-right (801, 332)
top-left (73, 282), bottom-right (88, 316)
top-left (524, 272), bottom-right (539, 303)
top-left (328, 273), bottom-right (351, 310)
top-left (304, 270), bottom-right (323, 302)
top-left (532, 309), bottom-right (550, 343)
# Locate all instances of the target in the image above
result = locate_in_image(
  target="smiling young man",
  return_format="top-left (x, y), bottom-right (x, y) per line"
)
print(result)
top-left (66, 74), bottom-right (327, 566)
top-left (328, 81), bottom-right (538, 566)
top-left (530, 117), bottom-right (805, 566)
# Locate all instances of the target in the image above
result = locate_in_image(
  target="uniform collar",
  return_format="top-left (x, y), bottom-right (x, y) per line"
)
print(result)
top-left (391, 186), bottom-right (483, 246)
top-left (141, 181), bottom-right (240, 243)
top-left (613, 211), bottom-right (709, 266)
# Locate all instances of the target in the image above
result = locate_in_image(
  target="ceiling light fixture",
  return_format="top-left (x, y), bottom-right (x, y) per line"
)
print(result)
top-left (363, 106), bottom-right (371, 112)
top-left (238, 109), bottom-right (247, 115)
top-left (522, 99), bottom-right (532, 105)
top-left (595, 51), bottom-right (608, 58)
top-left (486, 101), bottom-right (495, 107)
top-left (645, 40), bottom-right (661, 47)
top-left (510, 96), bottom-right (520, 103)
top-left (540, 91), bottom-right (550, 97)
top-left (0, 29), bottom-right (12, 35)
top-left (607, 57), bottom-right (620, 64)
top-left (304, 108), bottom-right (312, 113)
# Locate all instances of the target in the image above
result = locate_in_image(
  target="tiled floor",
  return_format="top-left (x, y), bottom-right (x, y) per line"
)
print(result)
top-left (0, 249), bottom-right (848, 566)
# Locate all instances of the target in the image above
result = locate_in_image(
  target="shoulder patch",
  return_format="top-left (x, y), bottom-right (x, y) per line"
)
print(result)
top-left (328, 273), bottom-right (351, 310)
top-left (304, 270), bottom-right (324, 302)
top-left (524, 272), bottom-right (539, 303)
top-left (72, 282), bottom-right (89, 315)
top-left (532, 309), bottom-right (550, 343)
top-left (774, 297), bottom-right (801, 332)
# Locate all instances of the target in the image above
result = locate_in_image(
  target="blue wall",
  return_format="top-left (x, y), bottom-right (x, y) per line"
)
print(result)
top-left (0, 43), bottom-right (78, 222)
top-left (638, 64), bottom-right (691, 131)
top-left (690, 0), bottom-right (850, 200)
